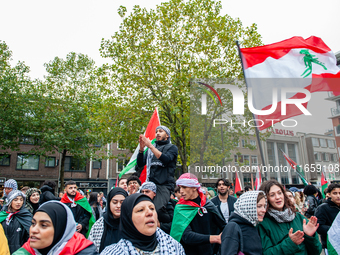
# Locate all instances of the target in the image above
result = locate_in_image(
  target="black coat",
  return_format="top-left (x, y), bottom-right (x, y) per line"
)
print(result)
top-left (158, 199), bottom-right (174, 234)
top-left (39, 185), bottom-right (61, 204)
top-left (221, 213), bottom-right (262, 255)
top-left (76, 243), bottom-right (99, 255)
top-left (64, 203), bottom-right (91, 236)
top-left (2, 214), bottom-right (30, 254)
top-left (305, 195), bottom-right (318, 218)
top-left (315, 199), bottom-right (340, 248)
top-left (211, 195), bottom-right (237, 221)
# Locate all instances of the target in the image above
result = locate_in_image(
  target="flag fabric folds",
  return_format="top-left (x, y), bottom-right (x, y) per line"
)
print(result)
top-left (254, 166), bottom-right (262, 191)
top-left (280, 149), bottom-right (308, 186)
top-left (328, 212), bottom-right (340, 255)
top-left (234, 171), bottom-right (243, 196)
top-left (321, 166), bottom-right (328, 198)
top-left (240, 36), bottom-right (340, 130)
top-left (118, 108), bottom-right (160, 184)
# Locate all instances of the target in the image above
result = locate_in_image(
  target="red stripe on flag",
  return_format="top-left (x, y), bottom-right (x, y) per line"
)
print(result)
top-left (240, 36), bottom-right (331, 68)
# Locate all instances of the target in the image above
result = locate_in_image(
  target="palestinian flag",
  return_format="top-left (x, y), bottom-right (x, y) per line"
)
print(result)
top-left (254, 166), bottom-right (262, 191)
top-left (60, 192), bottom-right (95, 237)
top-left (240, 36), bottom-right (340, 130)
top-left (327, 212), bottom-right (340, 255)
top-left (281, 149), bottom-right (308, 186)
top-left (321, 166), bottom-right (328, 198)
top-left (234, 170), bottom-right (242, 196)
top-left (118, 108), bottom-right (160, 184)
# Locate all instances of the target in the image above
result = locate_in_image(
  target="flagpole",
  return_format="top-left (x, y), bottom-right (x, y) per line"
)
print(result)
top-left (235, 41), bottom-right (267, 170)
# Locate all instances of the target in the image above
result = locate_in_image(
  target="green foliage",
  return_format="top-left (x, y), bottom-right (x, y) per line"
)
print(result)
top-left (0, 41), bottom-right (33, 151)
top-left (100, 0), bottom-right (262, 173)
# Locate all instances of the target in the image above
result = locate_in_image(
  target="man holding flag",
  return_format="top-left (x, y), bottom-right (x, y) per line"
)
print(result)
top-left (137, 125), bottom-right (178, 211)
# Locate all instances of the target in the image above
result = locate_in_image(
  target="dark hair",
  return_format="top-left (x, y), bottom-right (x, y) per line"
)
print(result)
top-left (174, 186), bottom-right (180, 193)
top-left (127, 175), bottom-right (141, 186)
top-left (43, 181), bottom-right (56, 189)
top-left (303, 185), bottom-right (318, 196)
top-left (21, 186), bottom-right (30, 192)
top-left (89, 192), bottom-right (99, 206)
top-left (64, 180), bottom-right (77, 188)
top-left (236, 190), bottom-right (244, 196)
top-left (257, 192), bottom-right (266, 203)
top-left (327, 183), bottom-right (340, 193)
top-left (244, 185), bottom-right (252, 192)
top-left (259, 180), bottom-right (296, 213)
top-left (118, 178), bottom-right (127, 186)
top-left (215, 178), bottom-right (231, 188)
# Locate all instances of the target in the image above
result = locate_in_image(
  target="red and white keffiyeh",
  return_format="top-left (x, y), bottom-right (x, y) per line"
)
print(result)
top-left (176, 173), bottom-right (203, 194)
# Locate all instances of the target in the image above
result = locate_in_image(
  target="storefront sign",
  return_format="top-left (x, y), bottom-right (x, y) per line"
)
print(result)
top-left (272, 129), bottom-right (294, 136)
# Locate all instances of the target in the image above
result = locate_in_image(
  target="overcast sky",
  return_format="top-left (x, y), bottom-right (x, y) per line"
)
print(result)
top-left (1, 0), bottom-right (339, 134)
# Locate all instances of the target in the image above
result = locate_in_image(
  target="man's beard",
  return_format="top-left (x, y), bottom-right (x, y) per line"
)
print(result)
top-left (218, 190), bottom-right (228, 196)
top-left (67, 192), bottom-right (76, 199)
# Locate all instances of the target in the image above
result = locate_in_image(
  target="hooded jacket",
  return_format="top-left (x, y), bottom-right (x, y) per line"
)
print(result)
top-left (315, 198), bottom-right (340, 248)
top-left (221, 191), bottom-right (265, 255)
top-left (13, 201), bottom-right (98, 255)
top-left (39, 185), bottom-right (61, 204)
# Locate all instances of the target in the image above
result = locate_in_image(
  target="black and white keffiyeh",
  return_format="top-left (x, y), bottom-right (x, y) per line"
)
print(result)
top-left (234, 191), bottom-right (266, 226)
top-left (268, 207), bottom-right (296, 223)
top-left (88, 216), bottom-right (105, 252)
top-left (100, 228), bottom-right (185, 255)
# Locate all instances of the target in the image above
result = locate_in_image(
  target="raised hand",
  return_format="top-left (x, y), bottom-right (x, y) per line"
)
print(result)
top-left (288, 228), bottom-right (304, 245)
top-left (303, 216), bottom-right (319, 236)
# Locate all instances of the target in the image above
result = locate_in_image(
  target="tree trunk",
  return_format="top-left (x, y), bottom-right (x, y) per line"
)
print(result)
top-left (60, 149), bottom-right (67, 191)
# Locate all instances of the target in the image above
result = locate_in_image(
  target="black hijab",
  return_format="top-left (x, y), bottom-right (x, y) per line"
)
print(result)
top-left (120, 193), bottom-right (158, 252)
top-left (100, 187), bottom-right (128, 252)
top-left (35, 202), bottom-right (67, 255)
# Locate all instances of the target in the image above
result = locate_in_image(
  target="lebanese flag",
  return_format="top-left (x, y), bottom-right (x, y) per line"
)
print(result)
top-left (240, 36), bottom-right (340, 130)
top-left (118, 108), bottom-right (160, 184)
top-left (254, 166), bottom-right (262, 191)
top-left (321, 166), bottom-right (328, 198)
top-left (234, 171), bottom-right (243, 196)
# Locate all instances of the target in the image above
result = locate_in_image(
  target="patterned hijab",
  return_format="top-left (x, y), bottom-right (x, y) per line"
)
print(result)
top-left (25, 188), bottom-right (41, 214)
top-left (234, 191), bottom-right (267, 226)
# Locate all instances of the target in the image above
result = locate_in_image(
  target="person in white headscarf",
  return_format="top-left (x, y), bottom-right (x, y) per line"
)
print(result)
top-left (221, 191), bottom-right (267, 255)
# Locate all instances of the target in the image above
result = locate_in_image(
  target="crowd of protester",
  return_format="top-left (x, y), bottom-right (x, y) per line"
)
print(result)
top-left (0, 125), bottom-right (339, 254)
top-left (0, 175), bottom-right (339, 255)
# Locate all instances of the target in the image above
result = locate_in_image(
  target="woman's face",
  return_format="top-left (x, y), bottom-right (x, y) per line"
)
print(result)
top-left (110, 194), bottom-right (125, 219)
top-left (268, 185), bottom-right (285, 211)
top-left (285, 191), bottom-right (295, 205)
top-left (30, 192), bottom-right (40, 204)
top-left (257, 198), bottom-right (267, 222)
top-left (11, 196), bottom-right (24, 212)
top-left (132, 200), bottom-right (157, 236)
top-left (30, 212), bottom-right (54, 250)
top-left (97, 194), bottom-right (101, 203)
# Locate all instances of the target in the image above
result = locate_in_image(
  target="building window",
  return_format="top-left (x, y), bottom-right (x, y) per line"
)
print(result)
top-left (314, 152), bottom-right (321, 161)
top-left (319, 139), bottom-right (327, 148)
top-left (312, 138), bottom-right (319, 147)
top-left (327, 139), bottom-right (335, 149)
top-left (322, 153), bottom-right (329, 161)
top-left (92, 160), bottom-right (102, 169)
top-left (335, 125), bottom-right (340, 136)
top-left (241, 139), bottom-right (247, 148)
top-left (20, 136), bottom-right (39, 145)
top-left (234, 140), bottom-right (239, 147)
top-left (330, 153), bottom-right (337, 162)
top-left (117, 139), bottom-right (126, 150)
top-left (116, 158), bottom-right (126, 173)
top-left (277, 143), bottom-right (286, 167)
top-left (64, 157), bottom-right (86, 171)
top-left (251, 155), bottom-right (258, 166)
top-left (243, 155), bottom-right (250, 166)
top-left (249, 140), bottom-right (256, 146)
top-left (16, 155), bottom-right (39, 170)
top-left (45, 157), bottom-right (55, 167)
top-left (287, 144), bottom-right (297, 163)
top-left (0, 155), bottom-right (10, 166)
top-left (202, 174), bottom-right (208, 179)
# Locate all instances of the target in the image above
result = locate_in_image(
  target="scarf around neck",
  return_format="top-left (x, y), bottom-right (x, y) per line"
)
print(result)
top-left (268, 207), bottom-right (295, 223)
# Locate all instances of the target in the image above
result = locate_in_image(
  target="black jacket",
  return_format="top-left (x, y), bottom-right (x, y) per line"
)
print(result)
top-left (158, 199), bottom-right (174, 234)
top-left (137, 140), bottom-right (178, 191)
top-left (1, 214), bottom-right (30, 254)
top-left (64, 203), bottom-right (91, 236)
top-left (181, 199), bottom-right (226, 255)
top-left (221, 213), bottom-right (262, 255)
top-left (305, 195), bottom-right (318, 218)
top-left (39, 185), bottom-right (61, 204)
top-left (211, 195), bottom-right (237, 221)
top-left (315, 199), bottom-right (340, 248)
